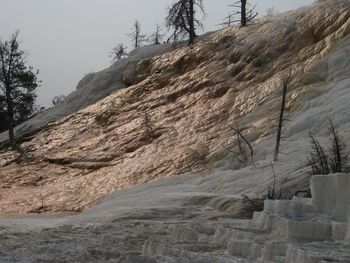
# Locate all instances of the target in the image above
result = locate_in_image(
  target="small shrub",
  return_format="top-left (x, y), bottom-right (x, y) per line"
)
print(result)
top-left (307, 132), bottom-right (330, 175)
top-left (141, 103), bottom-right (154, 138)
top-left (328, 120), bottom-right (348, 173)
top-left (265, 161), bottom-right (283, 200)
top-left (307, 120), bottom-right (348, 175)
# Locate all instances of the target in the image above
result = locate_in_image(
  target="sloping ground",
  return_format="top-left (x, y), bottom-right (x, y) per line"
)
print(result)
top-left (0, 0), bottom-right (350, 216)
top-left (0, 173), bottom-right (349, 262)
top-left (0, 44), bottom-right (174, 145)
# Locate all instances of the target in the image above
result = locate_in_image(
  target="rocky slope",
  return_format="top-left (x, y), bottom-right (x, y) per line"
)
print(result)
top-left (0, 0), bottom-right (350, 218)
top-left (1, 1), bottom-right (350, 262)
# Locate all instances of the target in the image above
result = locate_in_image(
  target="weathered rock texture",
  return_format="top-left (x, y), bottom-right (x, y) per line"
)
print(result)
top-left (0, 173), bottom-right (349, 262)
top-left (0, 0), bottom-right (350, 217)
top-left (0, 44), bottom-right (174, 145)
top-left (139, 173), bottom-right (350, 262)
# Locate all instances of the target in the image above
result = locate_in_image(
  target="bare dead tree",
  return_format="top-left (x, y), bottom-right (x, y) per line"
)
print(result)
top-left (307, 131), bottom-right (330, 175)
top-left (273, 70), bottom-right (291, 161)
top-left (223, 129), bottom-right (246, 165)
top-left (229, 0), bottom-right (258, 27)
top-left (127, 20), bottom-right (147, 49)
top-left (110, 43), bottom-right (128, 62)
top-left (165, 0), bottom-right (204, 44)
top-left (236, 124), bottom-right (248, 164)
top-left (307, 120), bottom-right (347, 175)
top-left (228, 122), bottom-right (254, 165)
top-left (266, 7), bottom-right (279, 16)
top-left (149, 24), bottom-right (165, 45)
top-left (328, 120), bottom-right (347, 173)
top-left (141, 103), bottom-right (154, 138)
top-left (219, 13), bottom-right (234, 28)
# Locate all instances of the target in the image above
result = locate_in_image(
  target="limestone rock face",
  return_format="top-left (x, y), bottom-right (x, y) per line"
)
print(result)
top-left (311, 173), bottom-right (350, 221)
top-left (0, 0), bottom-right (349, 218)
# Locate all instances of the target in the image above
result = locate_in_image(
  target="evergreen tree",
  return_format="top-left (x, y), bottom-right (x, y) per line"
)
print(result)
top-left (0, 30), bottom-right (40, 147)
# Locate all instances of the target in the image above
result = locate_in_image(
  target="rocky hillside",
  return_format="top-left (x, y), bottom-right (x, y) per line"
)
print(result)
top-left (0, 0), bottom-right (350, 215)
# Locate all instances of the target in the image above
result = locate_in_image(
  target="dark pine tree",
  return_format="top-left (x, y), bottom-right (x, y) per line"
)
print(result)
top-left (0, 30), bottom-right (40, 148)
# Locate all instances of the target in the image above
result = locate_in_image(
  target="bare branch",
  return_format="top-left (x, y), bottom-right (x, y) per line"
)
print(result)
top-left (148, 24), bottom-right (165, 45)
top-left (229, 123), bottom-right (254, 163)
top-left (127, 20), bottom-right (147, 49)
top-left (110, 43), bottom-right (128, 63)
top-left (165, 0), bottom-right (204, 44)
top-left (273, 69), bottom-right (291, 161)
top-left (226, 1), bottom-right (258, 27)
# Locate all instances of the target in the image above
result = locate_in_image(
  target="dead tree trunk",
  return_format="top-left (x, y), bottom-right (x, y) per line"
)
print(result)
top-left (241, 0), bottom-right (247, 27)
top-left (273, 71), bottom-right (291, 161)
top-left (5, 85), bottom-right (15, 147)
top-left (189, 0), bottom-right (195, 44)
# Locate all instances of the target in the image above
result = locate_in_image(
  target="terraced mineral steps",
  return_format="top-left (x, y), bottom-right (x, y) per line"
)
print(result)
top-left (1, 0), bottom-right (350, 215)
top-left (0, 174), bottom-right (349, 262)
top-left (138, 173), bottom-right (350, 263)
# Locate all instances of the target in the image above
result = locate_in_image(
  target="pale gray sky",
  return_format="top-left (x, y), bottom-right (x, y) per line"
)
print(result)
top-left (0, 0), bottom-right (313, 106)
